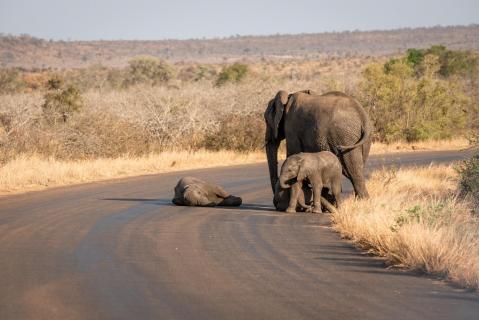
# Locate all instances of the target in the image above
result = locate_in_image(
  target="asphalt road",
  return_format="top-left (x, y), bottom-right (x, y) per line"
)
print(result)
top-left (0, 150), bottom-right (478, 320)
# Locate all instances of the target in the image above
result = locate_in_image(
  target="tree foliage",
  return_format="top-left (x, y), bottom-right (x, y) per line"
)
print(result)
top-left (124, 56), bottom-right (176, 86)
top-left (42, 77), bottom-right (83, 123)
top-left (390, 45), bottom-right (479, 78)
top-left (458, 133), bottom-right (479, 212)
top-left (216, 63), bottom-right (249, 86)
top-left (358, 57), bottom-right (469, 142)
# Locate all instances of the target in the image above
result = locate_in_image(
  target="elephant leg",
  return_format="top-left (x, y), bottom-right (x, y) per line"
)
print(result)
top-left (341, 149), bottom-right (369, 198)
top-left (218, 195), bottom-right (242, 206)
top-left (321, 188), bottom-right (336, 207)
top-left (312, 181), bottom-right (323, 214)
top-left (286, 182), bottom-right (301, 213)
top-left (296, 190), bottom-right (312, 212)
top-left (331, 181), bottom-right (342, 208)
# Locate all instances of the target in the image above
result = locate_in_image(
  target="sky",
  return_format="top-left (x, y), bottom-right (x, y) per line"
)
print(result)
top-left (0, 0), bottom-right (478, 40)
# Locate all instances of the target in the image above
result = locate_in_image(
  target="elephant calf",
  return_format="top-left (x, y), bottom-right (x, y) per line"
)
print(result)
top-left (172, 176), bottom-right (242, 207)
top-left (279, 151), bottom-right (342, 213)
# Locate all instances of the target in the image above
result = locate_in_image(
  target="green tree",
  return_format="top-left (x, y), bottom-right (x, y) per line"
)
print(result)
top-left (42, 77), bottom-right (83, 123)
top-left (125, 56), bottom-right (176, 86)
top-left (401, 45), bottom-right (477, 78)
top-left (406, 48), bottom-right (425, 67)
top-left (215, 63), bottom-right (249, 86)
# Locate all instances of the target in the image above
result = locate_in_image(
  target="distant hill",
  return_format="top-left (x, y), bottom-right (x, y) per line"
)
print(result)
top-left (1, 25), bottom-right (478, 69)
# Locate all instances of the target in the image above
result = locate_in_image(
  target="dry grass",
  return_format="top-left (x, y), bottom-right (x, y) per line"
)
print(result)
top-left (0, 150), bottom-right (265, 195)
top-left (333, 165), bottom-right (479, 289)
top-left (0, 139), bottom-right (467, 195)
top-left (370, 138), bottom-right (469, 154)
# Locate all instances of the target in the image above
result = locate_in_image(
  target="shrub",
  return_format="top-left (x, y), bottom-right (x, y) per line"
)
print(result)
top-left (216, 63), bottom-right (248, 86)
top-left (42, 77), bottom-right (83, 123)
top-left (124, 56), bottom-right (176, 86)
top-left (358, 59), bottom-right (468, 142)
top-left (0, 68), bottom-right (25, 93)
top-left (200, 113), bottom-right (264, 152)
top-left (178, 64), bottom-right (217, 82)
top-left (401, 45), bottom-right (478, 78)
top-left (458, 134), bottom-right (479, 212)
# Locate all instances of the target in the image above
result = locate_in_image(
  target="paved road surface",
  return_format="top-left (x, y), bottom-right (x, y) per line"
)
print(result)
top-left (1, 150), bottom-right (478, 319)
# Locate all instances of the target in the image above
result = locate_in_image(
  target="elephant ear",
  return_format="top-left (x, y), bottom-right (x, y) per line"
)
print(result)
top-left (296, 159), bottom-right (309, 182)
top-left (266, 90), bottom-right (288, 140)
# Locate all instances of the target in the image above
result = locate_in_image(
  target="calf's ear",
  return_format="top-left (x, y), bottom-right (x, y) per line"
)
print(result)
top-left (297, 159), bottom-right (308, 181)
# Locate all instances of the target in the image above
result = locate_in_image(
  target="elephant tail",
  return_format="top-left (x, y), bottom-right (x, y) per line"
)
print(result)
top-left (337, 105), bottom-right (371, 152)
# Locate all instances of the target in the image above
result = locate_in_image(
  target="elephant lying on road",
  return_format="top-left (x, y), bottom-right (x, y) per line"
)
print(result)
top-left (265, 90), bottom-right (372, 199)
top-left (172, 177), bottom-right (242, 207)
top-left (279, 151), bottom-right (342, 213)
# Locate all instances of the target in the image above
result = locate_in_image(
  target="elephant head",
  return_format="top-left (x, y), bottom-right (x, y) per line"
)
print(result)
top-left (279, 154), bottom-right (309, 189)
top-left (183, 187), bottom-right (214, 206)
top-left (264, 90), bottom-right (316, 193)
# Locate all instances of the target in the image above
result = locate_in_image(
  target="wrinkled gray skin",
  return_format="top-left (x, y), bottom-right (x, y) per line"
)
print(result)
top-left (264, 90), bottom-right (372, 199)
top-left (172, 177), bottom-right (242, 207)
top-left (279, 152), bottom-right (342, 214)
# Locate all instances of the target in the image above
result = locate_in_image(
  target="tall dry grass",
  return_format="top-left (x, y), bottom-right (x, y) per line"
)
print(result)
top-left (370, 138), bottom-right (469, 153)
top-left (333, 165), bottom-right (479, 289)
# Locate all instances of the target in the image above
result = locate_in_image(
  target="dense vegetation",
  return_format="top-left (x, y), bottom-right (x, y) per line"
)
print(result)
top-left (358, 47), bottom-right (477, 141)
top-left (0, 46), bottom-right (477, 164)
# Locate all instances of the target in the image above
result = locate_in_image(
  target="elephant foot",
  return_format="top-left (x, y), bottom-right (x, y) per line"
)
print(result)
top-left (285, 207), bottom-right (296, 213)
top-left (312, 205), bottom-right (322, 214)
top-left (219, 195), bottom-right (242, 206)
top-left (303, 205), bottom-right (313, 213)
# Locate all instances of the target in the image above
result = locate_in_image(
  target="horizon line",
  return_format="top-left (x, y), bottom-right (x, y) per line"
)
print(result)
top-left (1, 23), bottom-right (477, 43)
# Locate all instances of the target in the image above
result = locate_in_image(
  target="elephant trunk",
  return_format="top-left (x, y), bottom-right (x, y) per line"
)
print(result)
top-left (279, 176), bottom-right (291, 189)
top-left (265, 134), bottom-right (280, 193)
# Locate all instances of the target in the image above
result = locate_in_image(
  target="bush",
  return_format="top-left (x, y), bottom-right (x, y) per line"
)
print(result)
top-left (216, 63), bottom-right (248, 86)
top-left (42, 77), bottom-right (83, 123)
top-left (399, 45), bottom-right (478, 78)
top-left (200, 113), bottom-right (264, 152)
top-left (458, 134), bottom-right (479, 212)
top-left (0, 68), bottom-right (25, 93)
top-left (358, 59), bottom-right (468, 142)
top-left (124, 56), bottom-right (176, 86)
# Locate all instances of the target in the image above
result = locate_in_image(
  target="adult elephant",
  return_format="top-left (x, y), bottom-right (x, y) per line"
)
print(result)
top-left (264, 90), bottom-right (372, 198)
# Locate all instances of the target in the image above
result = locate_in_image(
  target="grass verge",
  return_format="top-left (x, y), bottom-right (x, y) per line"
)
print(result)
top-left (0, 151), bottom-right (265, 195)
top-left (333, 165), bottom-right (479, 289)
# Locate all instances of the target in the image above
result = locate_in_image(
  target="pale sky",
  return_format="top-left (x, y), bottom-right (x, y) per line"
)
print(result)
top-left (0, 0), bottom-right (478, 40)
